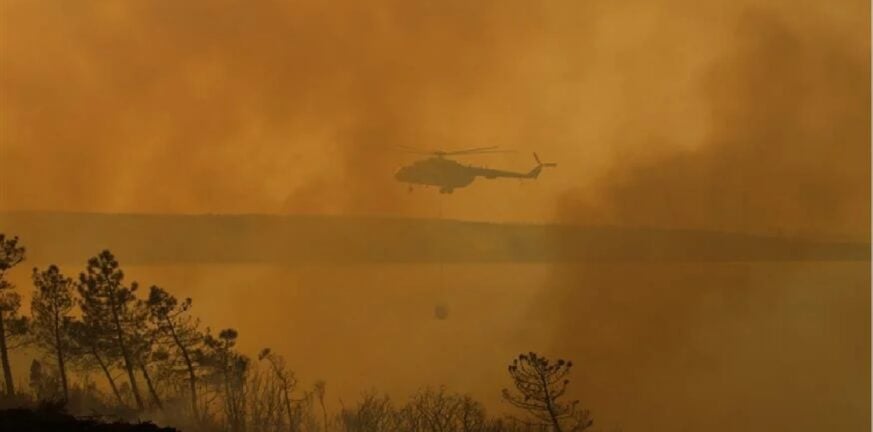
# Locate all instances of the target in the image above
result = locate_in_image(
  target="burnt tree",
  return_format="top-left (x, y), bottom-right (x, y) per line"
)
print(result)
top-left (147, 285), bottom-right (205, 421)
top-left (502, 352), bottom-right (592, 432)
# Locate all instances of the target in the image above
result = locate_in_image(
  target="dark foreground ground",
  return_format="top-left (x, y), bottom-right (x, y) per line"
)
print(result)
top-left (0, 407), bottom-right (178, 432)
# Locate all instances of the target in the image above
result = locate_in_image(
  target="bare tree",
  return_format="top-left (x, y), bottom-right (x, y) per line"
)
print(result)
top-left (291, 389), bottom-right (319, 432)
top-left (259, 347), bottom-right (297, 431)
top-left (0, 234), bottom-right (27, 396)
top-left (205, 328), bottom-right (249, 432)
top-left (456, 394), bottom-right (490, 432)
top-left (30, 265), bottom-right (75, 402)
top-left (248, 365), bottom-right (284, 432)
top-left (147, 285), bottom-right (204, 422)
top-left (400, 386), bottom-right (490, 432)
top-left (338, 390), bottom-right (401, 432)
top-left (77, 250), bottom-right (146, 410)
top-left (502, 352), bottom-right (593, 432)
top-left (314, 380), bottom-right (328, 432)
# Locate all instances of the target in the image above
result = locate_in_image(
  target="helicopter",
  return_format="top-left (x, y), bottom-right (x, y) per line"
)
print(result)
top-left (393, 146), bottom-right (556, 193)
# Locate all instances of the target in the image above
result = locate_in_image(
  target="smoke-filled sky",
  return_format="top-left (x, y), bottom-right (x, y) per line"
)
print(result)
top-left (2, 0), bottom-right (868, 237)
top-left (0, 2), bottom-right (870, 432)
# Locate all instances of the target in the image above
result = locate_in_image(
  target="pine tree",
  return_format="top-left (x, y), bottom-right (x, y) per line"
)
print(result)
top-left (30, 265), bottom-right (75, 402)
top-left (129, 298), bottom-right (163, 410)
top-left (502, 352), bottom-right (593, 432)
top-left (0, 233), bottom-right (27, 396)
top-left (77, 250), bottom-right (146, 410)
top-left (67, 319), bottom-right (126, 406)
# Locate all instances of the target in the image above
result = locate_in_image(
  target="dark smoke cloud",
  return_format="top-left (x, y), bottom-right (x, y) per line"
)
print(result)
top-left (0, 0), bottom-right (565, 220)
top-left (542, 5), bottom-right (870, 431)
top-left (1, 1), bottom-right (867, 232)
top-left (556, 6), bottom-right (869, 239)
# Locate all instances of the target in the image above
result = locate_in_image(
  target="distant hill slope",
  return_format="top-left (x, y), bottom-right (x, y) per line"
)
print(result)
top-left (0, 212), bottom-right (868, 265)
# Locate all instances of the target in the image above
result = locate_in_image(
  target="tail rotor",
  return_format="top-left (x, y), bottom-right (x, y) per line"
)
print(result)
top-left (533, 153), bottom-right (557, 168)
top-left (526, 153), bottom-right (557, 179)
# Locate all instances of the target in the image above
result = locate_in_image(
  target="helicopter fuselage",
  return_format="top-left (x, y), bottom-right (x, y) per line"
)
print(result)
top-left (394, 158), bottom-right (475, 193)
top-left (394, 155), bottom-right (552, 193)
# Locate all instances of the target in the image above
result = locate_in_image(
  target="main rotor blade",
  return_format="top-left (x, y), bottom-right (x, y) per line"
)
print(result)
top-left (392, 145), bottom-right (514, 156)
top-left (451, 150), bottom-right (516, 155)
top-left (442, 146), bottom-right (501, 155)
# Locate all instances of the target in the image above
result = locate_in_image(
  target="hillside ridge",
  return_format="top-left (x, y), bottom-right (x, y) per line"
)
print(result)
top-left (1, 211), bottom-right (868, 264)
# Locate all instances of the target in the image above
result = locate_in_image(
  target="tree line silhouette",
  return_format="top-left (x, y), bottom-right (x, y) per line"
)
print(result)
top-left (0, 233), bottom-right (594, 432)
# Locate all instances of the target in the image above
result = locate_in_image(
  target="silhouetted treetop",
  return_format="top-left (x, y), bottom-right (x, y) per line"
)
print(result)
top-left (77, 250), bottom-right (146, 410)
top-left (0, 233), bottom-right (27, 396)
top-left (30, 265), bottom-right (76, 402)
top-left (503, 352), bottom-right (592, 432)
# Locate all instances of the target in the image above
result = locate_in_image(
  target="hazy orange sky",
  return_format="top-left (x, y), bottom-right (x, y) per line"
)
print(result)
top-left (0, 2), bottom-right (870, 431)
top-left (1, 0), bottom-right (868, 238)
